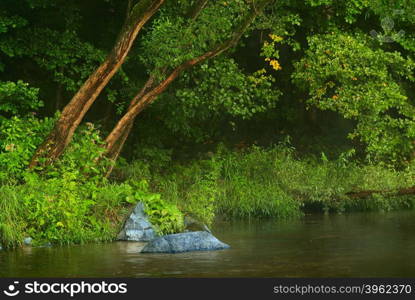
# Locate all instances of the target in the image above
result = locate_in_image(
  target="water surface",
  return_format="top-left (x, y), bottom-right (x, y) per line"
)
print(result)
top-left (1, 211), bottom-right (415, 277)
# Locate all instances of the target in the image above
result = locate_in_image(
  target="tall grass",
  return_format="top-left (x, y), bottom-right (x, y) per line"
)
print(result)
top-left (0, 185), bottom-right (25, 248)
top-left (116, 144), bottom-right (415, 223)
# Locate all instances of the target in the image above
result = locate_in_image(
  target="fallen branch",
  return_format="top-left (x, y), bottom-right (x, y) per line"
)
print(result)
top-left (346, 186), bottom-right (415, 199)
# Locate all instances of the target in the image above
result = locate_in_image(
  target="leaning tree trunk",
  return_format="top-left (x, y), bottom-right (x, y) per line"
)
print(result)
top-left (103, 76), bottom-right (156, 177)
top-left (29, 0), bottom-right (165, 169)
top-left (104, 0), bottom-right (210, 165)
top-left (103, 0), bottom-right (272, 173)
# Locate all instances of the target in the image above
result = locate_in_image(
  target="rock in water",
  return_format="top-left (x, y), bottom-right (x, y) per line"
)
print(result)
top-left (23, 237), bottom-right (32, 246)
top-left (117, 202), bottom-right (157, 242)
top-left (184, 215), bottom-right (211, 233)
top-left (141, 231), bottom-right (230, 253)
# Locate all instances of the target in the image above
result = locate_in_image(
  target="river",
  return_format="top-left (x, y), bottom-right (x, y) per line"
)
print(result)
top-left (1, 211), bottom-right (414, 277)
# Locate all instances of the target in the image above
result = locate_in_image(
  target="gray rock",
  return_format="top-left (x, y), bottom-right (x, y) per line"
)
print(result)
top-left (23, 237), bottom-right (32, 246)
top-left (141, 231), bottom-right (230, 253)
top-left (0, 244), bottom-right (2, 251)
top-left (184, 215), bottom-right (211, 233)
top-left (117, 202), bottom-right (157, 242)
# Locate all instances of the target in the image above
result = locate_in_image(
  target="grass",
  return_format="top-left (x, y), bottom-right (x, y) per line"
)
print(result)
top-left (0, 185), bottom-right (25, 248)
top-left (115, 144), bottom-right (415, 223)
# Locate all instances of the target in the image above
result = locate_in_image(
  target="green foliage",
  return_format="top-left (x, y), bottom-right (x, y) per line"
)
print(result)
top-left (0, 116), bottom-right (109, 184)
top-left (0, 25), bottom-right (108, 93)
top-left (21, 28), bottom-right (106, 92)
top-left (0, 116), bottom-right (54, 183)
top-left (179, 58), bottom-right (278, 118)
top-left (0, 14), bottom-right (27, 34)
top-left (0, 115), bottom-right (184, 248)
top-left (45, 123), bottom-right (108, 183)
top-left (141, 1), bottom-right (249, 74)
top-left (20, 173), bottom-right (104, 245)
top-left (0, 81), bottom-right (42, 117)
top-left (117, 152), bottom-right (220, 226)
top-left (305, 0), bottom-right (370, 23)
top-left (271, 147), bottom-right (415, 213)
top-left (0, 0), bottom-right (129, 108)
top-left (0, 116), bottom-right (132, 247)
top-left (138, 190), bottom-right (184, 236)
top-left (293, 33), bottom-right (415, 163)
top-left (157, 57), bottom-right (280, 141)
top-left (0, 176), bottom-right (141, 248)
top-left (0, 164), bottom-right (187, 248)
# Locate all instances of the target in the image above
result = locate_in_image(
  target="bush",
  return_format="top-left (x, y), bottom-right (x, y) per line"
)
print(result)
top-left (0, 116), bottom-right (54, 184)
top-left (0, 174), bottom-right (127, 247)
top-left (128, 179), bottom-right (185, 235)
top-left (0, 116), bottom-right (110, 185)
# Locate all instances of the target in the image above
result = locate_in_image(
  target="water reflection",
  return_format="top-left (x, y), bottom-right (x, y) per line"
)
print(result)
top-left (1, 211), bottom-right (415, 277)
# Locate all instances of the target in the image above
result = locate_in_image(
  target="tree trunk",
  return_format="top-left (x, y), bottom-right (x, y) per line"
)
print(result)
top-left (29, 0), bottom-right (165, 169)
top-left (105, 122), bottom-right (135, 178)
top-left (104, 75), bottom-right (156, 165)
top-left (103, 0), bottom-right (272, 168)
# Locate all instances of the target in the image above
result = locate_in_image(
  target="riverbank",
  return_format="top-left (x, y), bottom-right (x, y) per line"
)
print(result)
top-left (115, 145), bottom-right (415, 223)
top-left (1, 145), bottom-right (415, 249)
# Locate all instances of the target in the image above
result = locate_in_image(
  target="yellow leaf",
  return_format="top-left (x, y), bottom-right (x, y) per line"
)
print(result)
top-left (269, 59), bottom-right (282, 71)
top-left (269, 34), bottom-right (283, 42)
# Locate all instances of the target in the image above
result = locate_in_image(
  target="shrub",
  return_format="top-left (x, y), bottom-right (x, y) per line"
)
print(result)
top-left (130, 180), bottom-right (184, 235)
top-left (0, 116), bottom-right (54, 184)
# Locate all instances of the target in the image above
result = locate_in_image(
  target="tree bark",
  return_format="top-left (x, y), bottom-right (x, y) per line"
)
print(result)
top-left (29, 0), bottom-right (165, 169)
top-left (103, 0), bottom-right (272, 163)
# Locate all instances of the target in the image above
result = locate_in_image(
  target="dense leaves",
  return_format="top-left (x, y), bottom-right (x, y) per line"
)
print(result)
top-left (157, 57), bottom-right (280, 140)
top-left (293, 33), bottom-right (415, 162)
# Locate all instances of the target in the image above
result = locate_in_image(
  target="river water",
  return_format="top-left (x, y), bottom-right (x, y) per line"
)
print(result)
top-left (1, 211), bottom-right (415, 277)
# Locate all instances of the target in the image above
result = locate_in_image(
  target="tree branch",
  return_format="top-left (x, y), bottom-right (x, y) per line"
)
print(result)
top-left (346, 186), bottom-right (415, 199)
top-left (104, 0), bottom-right (272, 151)
top-left (187, 0), bottom-right (209, 20)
